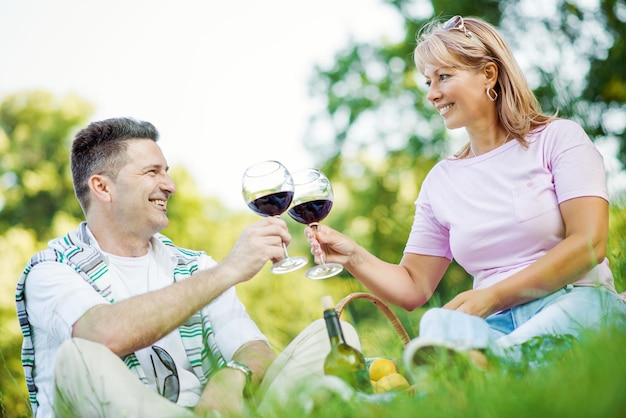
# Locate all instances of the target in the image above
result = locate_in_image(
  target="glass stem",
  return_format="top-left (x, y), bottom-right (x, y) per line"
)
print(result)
top-left (273, 215), bottom-right (290, 259)
top-left (310, 222), bottom-right (326, 265)
top-left (281, 242), bottom-right (290, 258)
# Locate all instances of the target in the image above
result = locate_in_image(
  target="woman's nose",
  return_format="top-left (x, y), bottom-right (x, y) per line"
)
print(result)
top-left (426, 85), bottom-right (441, 104)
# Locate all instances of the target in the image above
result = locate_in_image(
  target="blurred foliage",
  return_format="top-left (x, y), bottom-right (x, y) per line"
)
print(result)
top-left (0, 91), bottom-right (93, 417)
top-left (608, 202), bottom-right (626, 292)
top-left (0, 228), bottom-right (41, 418)
top-left (162, 171), bottom-right (358, 350)
top-left (0, 90), bottom-right (359, 416)
top-left (1, 0), bottom-right (625, 416)
top-left (304, 0), bottom-right (626, 313)
top-left (0, 91), bottom-right (90, 240)
top-left (272, 325), bottom-right (626, 417)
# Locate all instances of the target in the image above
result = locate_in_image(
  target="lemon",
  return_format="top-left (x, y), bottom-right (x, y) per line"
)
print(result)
top-left (467, 349), bottom-right (490, 370)
top-left (368, 358), bottom-right (397, 381)
top-left (373, 372), bottom-right (410, 393)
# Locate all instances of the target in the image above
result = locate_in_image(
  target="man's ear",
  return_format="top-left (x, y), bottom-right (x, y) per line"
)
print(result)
top-left (88, 174), bottom-right (112, 203)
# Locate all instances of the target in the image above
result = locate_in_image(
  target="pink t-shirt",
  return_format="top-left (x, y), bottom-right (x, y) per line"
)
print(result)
top-left (405, 119), bottom-right (615, 290)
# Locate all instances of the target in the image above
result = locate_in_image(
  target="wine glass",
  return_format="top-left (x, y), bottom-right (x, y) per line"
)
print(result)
top-left (288, 168), bottom-right (344, 280)
top-left (242, 160), bottom-right (308, 274)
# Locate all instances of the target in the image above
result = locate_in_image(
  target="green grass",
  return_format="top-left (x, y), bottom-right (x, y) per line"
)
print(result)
top-left (2, 325), bottom-right (625, 417)
top-left (258, 325), bottom-right (626, 418)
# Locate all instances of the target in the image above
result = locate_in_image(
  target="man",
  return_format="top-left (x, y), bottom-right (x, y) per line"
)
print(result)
top-left (16, 117), bottom-right (359, 417)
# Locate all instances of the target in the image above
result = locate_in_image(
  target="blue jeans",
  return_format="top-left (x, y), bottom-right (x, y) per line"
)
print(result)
top-left (417, 286), bottom-right (626, 358)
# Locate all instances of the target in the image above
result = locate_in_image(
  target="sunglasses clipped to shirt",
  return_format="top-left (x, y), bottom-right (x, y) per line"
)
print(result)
top-left (151, 346), bottom-right (180, 403)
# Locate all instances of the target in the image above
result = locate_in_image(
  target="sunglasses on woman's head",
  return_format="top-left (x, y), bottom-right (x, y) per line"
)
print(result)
top-left (443, 15), bottom-right (473, 38)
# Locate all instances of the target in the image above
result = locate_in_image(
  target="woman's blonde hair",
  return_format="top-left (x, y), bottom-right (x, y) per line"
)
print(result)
top-left (414, 16), bottom-right (556, 155)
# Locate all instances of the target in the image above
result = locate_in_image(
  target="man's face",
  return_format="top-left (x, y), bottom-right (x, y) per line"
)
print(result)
top-left (108, 139), bottom-right (176, 237)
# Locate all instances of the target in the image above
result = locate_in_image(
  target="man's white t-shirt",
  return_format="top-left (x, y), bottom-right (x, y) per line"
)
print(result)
top-left (24, 232), bottom-right (268, 418)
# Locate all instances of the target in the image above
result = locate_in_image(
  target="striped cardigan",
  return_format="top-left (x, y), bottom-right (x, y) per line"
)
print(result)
top-left (15, 222), bottom-right (225, 416)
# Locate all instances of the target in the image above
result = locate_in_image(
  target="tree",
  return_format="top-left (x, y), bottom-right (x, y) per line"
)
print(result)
top-left (304, 0), bottom-right (626, 308)
top-left (0, 91), bottom-right (93, 417)
top-left (162, 166), bottom-right (360, 349)
top-left (0, 91), bottom-right (355, 415)
top-left (0, 91), bottom-right (92, 240)
top-left (581, 0), bottom-right (626, 160)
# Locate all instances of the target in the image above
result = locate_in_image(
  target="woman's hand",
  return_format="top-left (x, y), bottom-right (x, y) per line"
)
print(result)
top-left (306, 225), bottom-right (450, 311)
top-left (304, 224), bottom-right (358, 267)
top-left (443, 287), bottom-right (502, 318)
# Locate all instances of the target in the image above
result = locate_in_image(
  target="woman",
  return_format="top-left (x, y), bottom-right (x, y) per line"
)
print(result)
top-left (306, 16), bottom-right (626, 371)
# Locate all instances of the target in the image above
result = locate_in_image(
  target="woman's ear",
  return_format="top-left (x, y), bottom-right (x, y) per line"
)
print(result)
top-left (483, 62), bottom-right (498, 86)
top-left (88, 174), bottom-right (112, 203)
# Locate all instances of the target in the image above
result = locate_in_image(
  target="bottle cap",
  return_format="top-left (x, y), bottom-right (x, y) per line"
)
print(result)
top-left (321, 295), bottom-right (334, 310)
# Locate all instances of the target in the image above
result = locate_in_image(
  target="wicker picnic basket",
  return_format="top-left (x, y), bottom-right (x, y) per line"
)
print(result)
top-left (334, 292), bottom-right (411, 347)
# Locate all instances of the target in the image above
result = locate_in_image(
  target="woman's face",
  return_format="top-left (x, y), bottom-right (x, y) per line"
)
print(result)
top-left (423, 63), bottom-right (494, 131)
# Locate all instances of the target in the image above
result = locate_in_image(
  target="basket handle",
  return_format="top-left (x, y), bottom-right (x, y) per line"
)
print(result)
top-left (335, 292), bottom-right (411, 346)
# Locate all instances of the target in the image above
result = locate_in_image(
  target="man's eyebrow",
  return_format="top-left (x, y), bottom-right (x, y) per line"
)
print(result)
top-left (141, 163), bottom-right (169, 172)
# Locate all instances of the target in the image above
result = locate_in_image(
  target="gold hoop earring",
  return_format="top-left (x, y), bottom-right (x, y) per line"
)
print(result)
top-left (486, 86), bottom-right (498, 102)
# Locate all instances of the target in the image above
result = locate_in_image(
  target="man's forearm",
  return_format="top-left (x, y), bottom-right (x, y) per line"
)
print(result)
top-left (72, 265), bottom-right (240, 355)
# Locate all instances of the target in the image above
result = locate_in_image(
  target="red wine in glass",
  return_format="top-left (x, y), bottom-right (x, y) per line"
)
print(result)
top-left (248, 191), bottom-right (294, 217)
top-left (242, 161), bottom-right (308, 274)
top-left (287, 199), bottom-right (333, 225)
top-left (288, 168), bottom-right (343, 280)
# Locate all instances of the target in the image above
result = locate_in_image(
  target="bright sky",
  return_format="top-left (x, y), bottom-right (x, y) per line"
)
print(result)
top-left (1, 0), bottom-right (403, 209)
top-left (3, 1), bottom-right (625, 207)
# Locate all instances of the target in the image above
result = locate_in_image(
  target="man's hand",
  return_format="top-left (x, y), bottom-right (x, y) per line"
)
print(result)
top-left (195, 368), bottom-right (247, 417)
top-left (195, 340), bottom-right (274, 417)
top-left (219, 217), bottom-right (293, 284)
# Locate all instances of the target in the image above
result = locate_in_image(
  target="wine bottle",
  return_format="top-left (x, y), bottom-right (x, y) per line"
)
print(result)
top-left (321, 295), bottom-right (372, 393)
